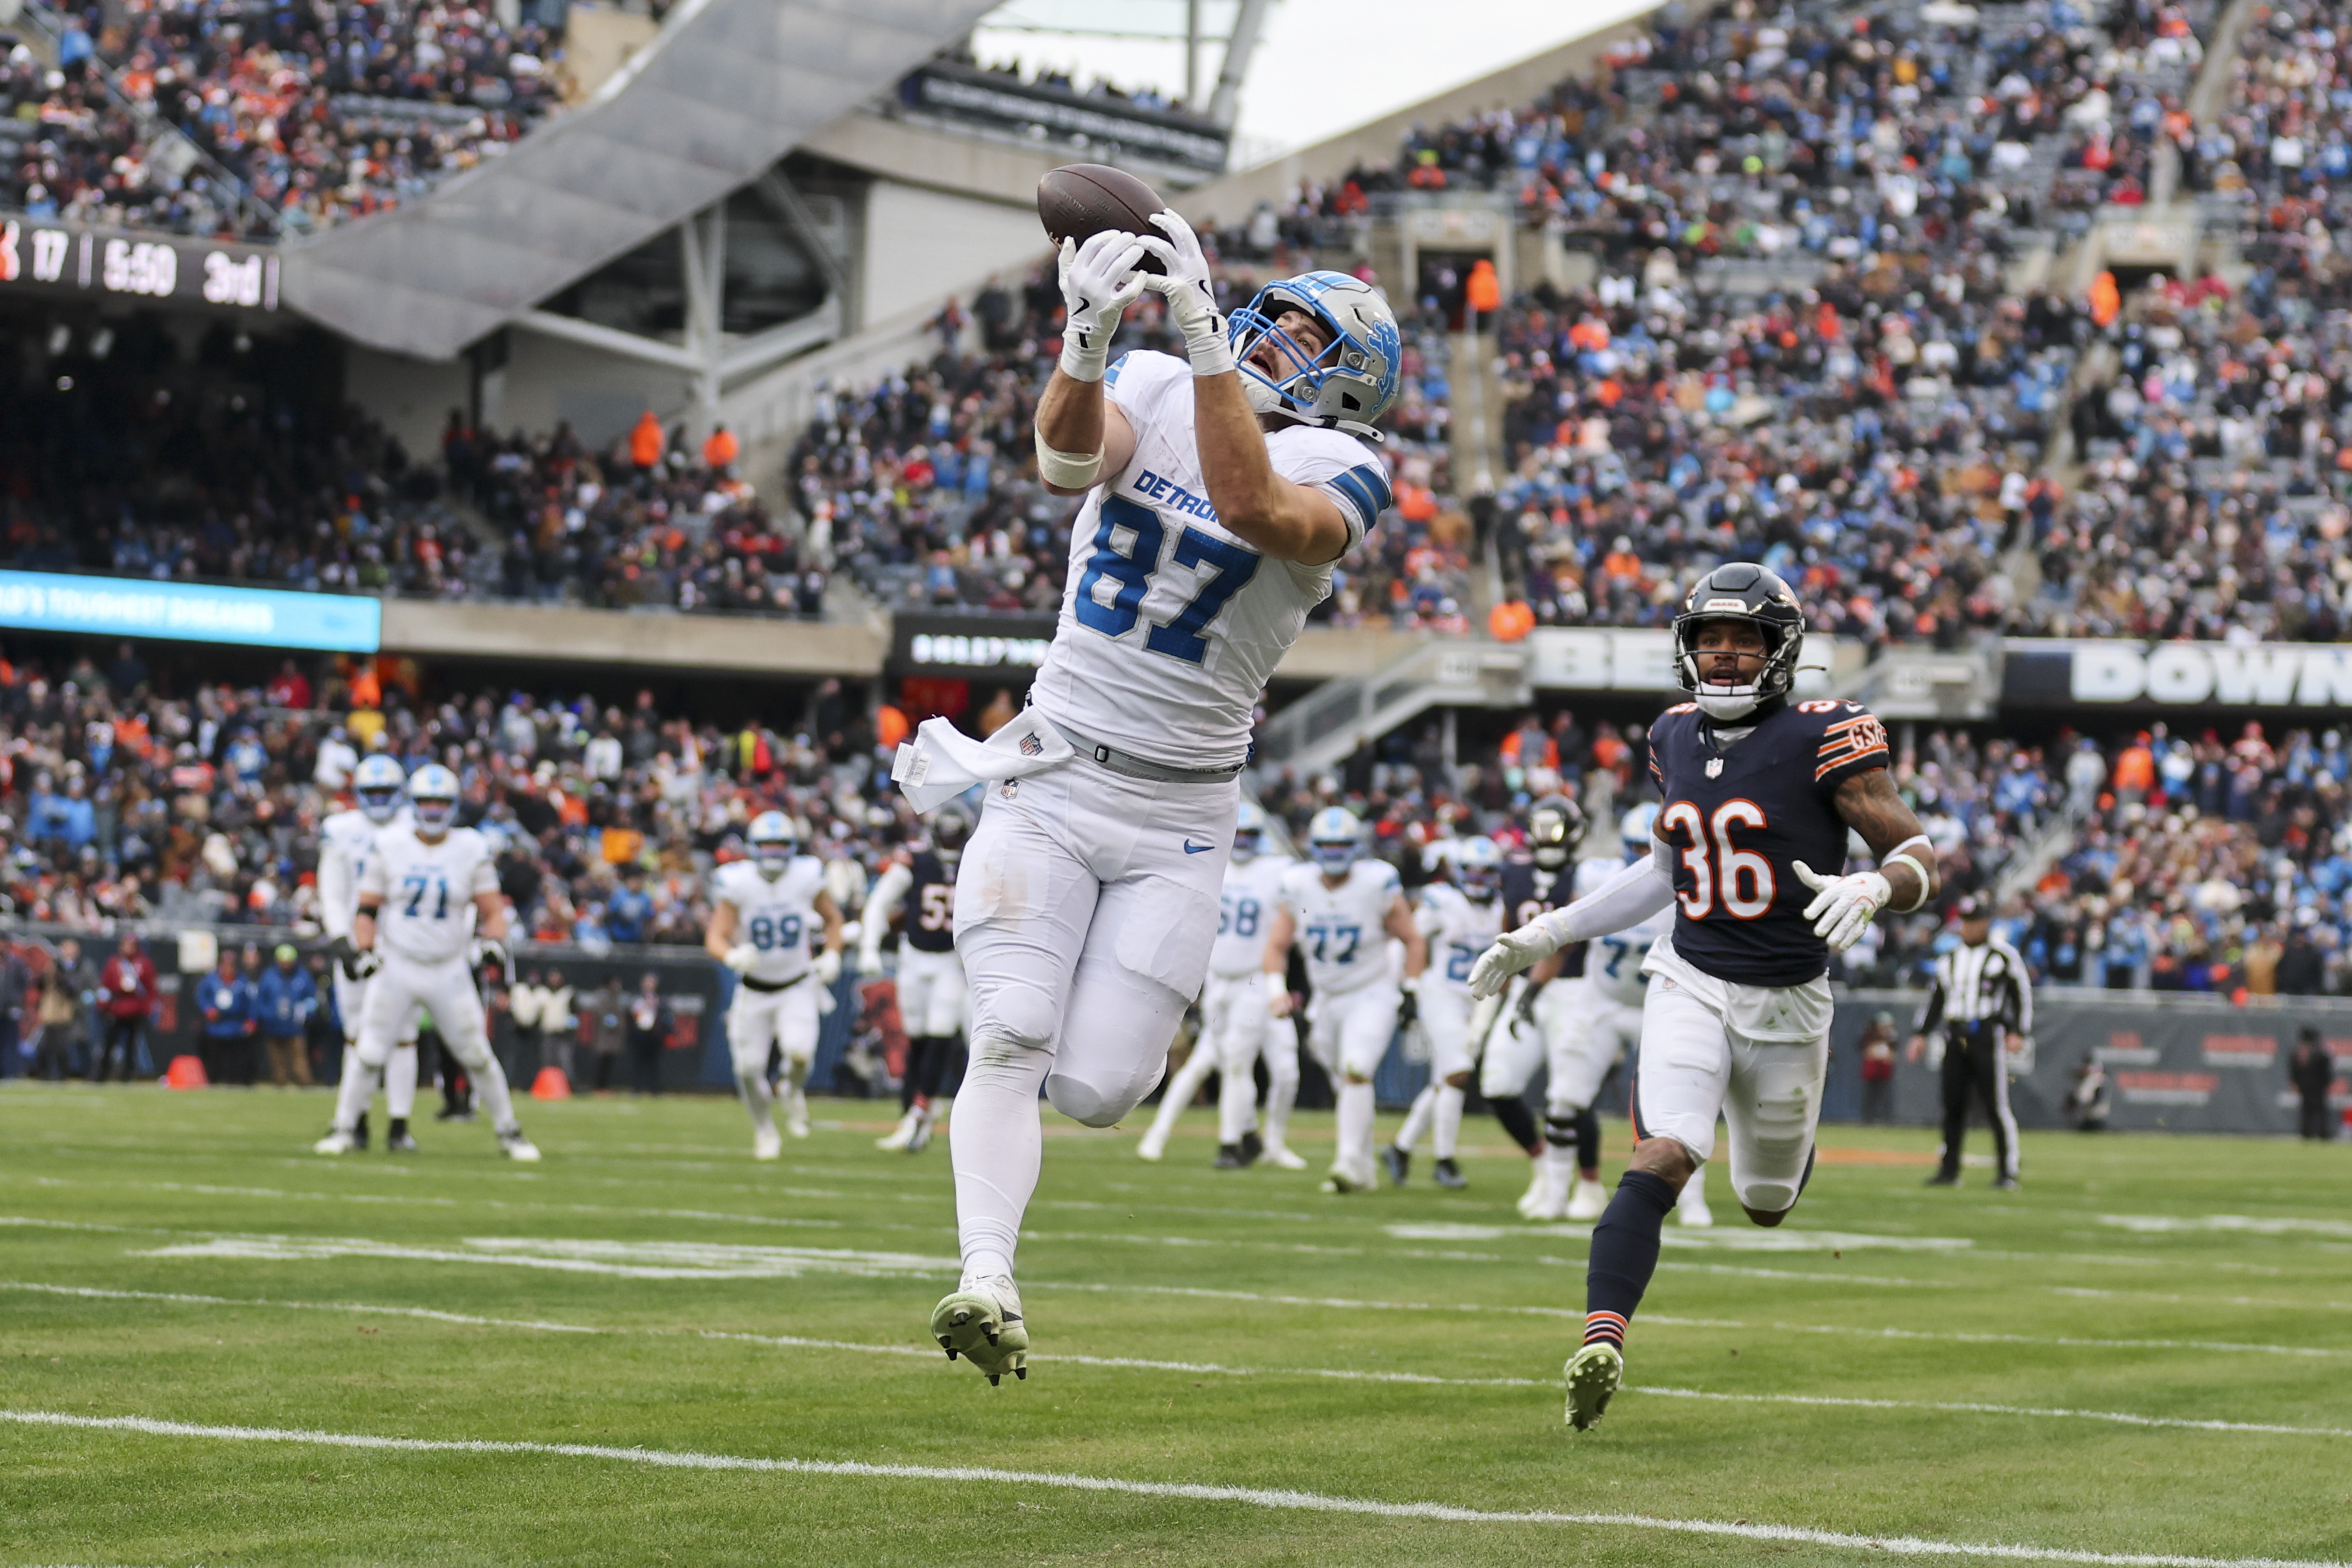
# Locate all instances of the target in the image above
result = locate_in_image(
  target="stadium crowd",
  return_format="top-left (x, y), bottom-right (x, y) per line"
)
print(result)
top-left (5, 0), bottom-right (565, 237)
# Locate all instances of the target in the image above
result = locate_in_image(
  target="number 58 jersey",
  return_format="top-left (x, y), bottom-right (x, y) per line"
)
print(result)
top-left (1212, 852), bottom-right (1293, 978)
top-left (358, 825), bottom-right (500, 964)
top-left (711, 856), bottom-right (827, 985)
top-left (1647, 697), bottom-right (1891, 988)
top-left (1027, 350), bottom-right (1395, 770)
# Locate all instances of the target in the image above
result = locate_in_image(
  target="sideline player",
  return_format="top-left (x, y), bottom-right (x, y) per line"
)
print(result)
top-left (1477, 795), bottom-right (1582, 1213)
top-left (862, 809), bottom-right (971, 1153)
top-left (315, 765), bottom-right (539, 1160)
top-left (1267, 808), bottom-right (1427, 1193)
top-left (1382, 835), bottom-right (1502, 1187)
top-left (709, 812), bottom-right (845, 1157)
top-left (1137, 801), bottom-right (1304, 1167)
top-left (315, 754), bottom-right (423, 1149)
top-left (1471, 563), bottom-right (1938, 1429)
top-left (910, 213), bottom-right (1403, 1383)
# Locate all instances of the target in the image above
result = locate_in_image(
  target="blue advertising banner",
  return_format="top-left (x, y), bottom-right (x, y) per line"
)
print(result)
top-left (0, 571), bottom-right (382, 652)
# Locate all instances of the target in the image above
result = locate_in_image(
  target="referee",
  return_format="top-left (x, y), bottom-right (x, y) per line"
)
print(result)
top-left (1907, 898), bottom-right (2030, 1190)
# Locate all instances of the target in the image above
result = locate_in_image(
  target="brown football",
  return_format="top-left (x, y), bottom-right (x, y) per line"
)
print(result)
top-left (1037, 162), bottom-right (1170, 274)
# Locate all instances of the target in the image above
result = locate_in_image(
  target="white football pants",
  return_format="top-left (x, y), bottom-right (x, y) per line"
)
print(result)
top-left (896, 946), bottom-right (968, 1038)
top-left (1634, 981), bottom-right (1828, 1216)
top-left (948, 761), bottom-right (1235, 1281)
top-left (1480, 977), bottom-right (1641, 1115)
top-left (1306, 980), bottom-right (1400, 1182)
top-left (335, 953), bottom-right (517, 1135)
top-left (1208, 970), bottom-right (1298, 1147)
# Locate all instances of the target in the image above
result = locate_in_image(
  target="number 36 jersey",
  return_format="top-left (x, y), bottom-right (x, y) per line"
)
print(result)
top-left (1646, 697), bottom-right (1891, 988)
top-left (711, 857), bottom-right (827, 985)
top-left (1277, 858), bottom-right (1402, 998)
top-left (359, 825), bottom-right (500, 965)
top-left (1028, 350), bottom-right (1395, 770)
top-left (1212, 852), bottom-right (1294, 978)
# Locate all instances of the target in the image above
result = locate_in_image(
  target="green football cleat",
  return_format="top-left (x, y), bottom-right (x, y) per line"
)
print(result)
top-left (1562, 1341), bottom-right (1623, 1431)
top-left (931, 1277), bottom-right (1028, 1386)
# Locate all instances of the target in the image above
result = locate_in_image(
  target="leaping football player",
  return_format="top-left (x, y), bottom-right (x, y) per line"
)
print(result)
top-left (1471, 563), bottom-right (1937, 1430)
top-left (707, 812), bottom-right (845, 1157)
top-left (917, 213), bottom-right (1403, 1383)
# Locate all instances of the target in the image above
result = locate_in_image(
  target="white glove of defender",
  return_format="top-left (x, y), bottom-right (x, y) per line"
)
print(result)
top-left (1467, 917), bottom-right (1567, 1000)
top-left (1057, 232), bottom-right (1149, 381)
top-left (722, 944), bottom-right (758, 974)
top-left (812, 949), bottom-right (842, 986)
top-left (1792, 862), bottom-right (1892, 952)
top-left (1136, 211), bottom-right (1235, 377)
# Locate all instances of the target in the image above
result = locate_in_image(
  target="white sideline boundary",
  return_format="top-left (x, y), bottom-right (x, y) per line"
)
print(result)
top-left (17, 1281), bottom-right (2352, 1437)
top-left (0, 1409), bottom-right (2341, 1568)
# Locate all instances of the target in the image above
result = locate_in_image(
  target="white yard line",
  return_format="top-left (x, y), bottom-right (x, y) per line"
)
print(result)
top-left (0, 1409), bottom-right (2340, 1568)
top-left (1631, 1386), bottom-right (2352, 1439)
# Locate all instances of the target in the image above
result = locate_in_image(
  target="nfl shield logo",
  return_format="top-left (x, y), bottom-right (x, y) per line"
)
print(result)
top-left (1020, 732), bottom-right (1042, 757)
top-left (1705, 758), bottom-right (1724, 778)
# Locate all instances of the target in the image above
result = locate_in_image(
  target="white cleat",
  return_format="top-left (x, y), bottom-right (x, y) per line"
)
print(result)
top-left (1135, 1138), bottom-right (1167, 1163)
top-left (1527, 1173), bottom-right (1574, 1223)
top-left (904, 1110), bottom-right (934, 1153)
top-left (1676, 1189), bottom-right (1714, 1227)
top-left (875, 1110), bottom-right (920, 1152)
top-left (498, 1130), bottom-right (541, 1162)
top-left (784, 1091), bottom-right (810, 1139)
top-left (1565, 1175), bottom-right (1608, 1222)
top-left (753, 1125), bottom-right (783, 1161)
top-left (1516, 1163), bottom-right (1554, 1218)
top-left (1262, 1144), bottom-right (1308, 1170)
top-left (312, 1129), bottom-right (359, 1156)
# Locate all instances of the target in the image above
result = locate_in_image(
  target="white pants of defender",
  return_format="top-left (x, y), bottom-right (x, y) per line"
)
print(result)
top-left (1305, 981), bottom-right (1400, 1083)
top-left (896, 946), bottom-right (967, 1038)
top-left (727, 978), bottom-right (821, 1075)
top-left (335, 970), bottom-right (418, 1046)
top-left (352, 952), bottom-right (504, 1137)
top-left (1202, 968), bottom-right (1297, 1143)
top-left (949, 759), bottom-right (1234, 1281)
top-left (1417, 984), bottom-right (1477, 1081)
top-left (1634, 980), bottom-right (1827, 1215)
top-left (1480, 977), bottom-right (1641, 1114)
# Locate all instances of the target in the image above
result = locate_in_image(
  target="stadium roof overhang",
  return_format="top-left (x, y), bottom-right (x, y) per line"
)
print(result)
top-left (280, 0), bottom-right (1003, 363)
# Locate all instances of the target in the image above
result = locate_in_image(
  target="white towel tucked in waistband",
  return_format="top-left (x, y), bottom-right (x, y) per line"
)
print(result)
top-left (890, 710), bottom-right (1074, 814)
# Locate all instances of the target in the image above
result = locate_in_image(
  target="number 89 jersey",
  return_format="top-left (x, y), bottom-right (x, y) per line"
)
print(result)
top-left (1646, 697), bottom-right (1891, 987)
top-left (358, 825), bottom-right (500, 964)
top-left (711, 856), bottom-right (828, 984)
top-left (1027, 350), bottom-right (1395, 770)
top-left (1277, 858), bottom-right (1402, 997)
top-left (1212, 853), bottom-right (1293, 978)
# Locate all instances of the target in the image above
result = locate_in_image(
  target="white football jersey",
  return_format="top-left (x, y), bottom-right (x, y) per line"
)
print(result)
top-left (1575, 854), bottom-right (1672, 1004)
top-left (1027, 351), bottom-right (1393, 768)
top-left (1416, 882), bottom-right (1504, 998)
top-left (711, 856), bottom-right (827, 984)
top-left (1278, 858), bottom-right (1402, 997)
top-left (359, 825), bottom-right (500, 964)
top-left (317, 806), bottom-right (410, 939)
top-left (1212, 852), bottom-right (1294, 977)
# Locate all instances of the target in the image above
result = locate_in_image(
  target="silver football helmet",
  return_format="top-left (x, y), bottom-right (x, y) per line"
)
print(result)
top-left (1228, 270), bottom-right (1402, 440)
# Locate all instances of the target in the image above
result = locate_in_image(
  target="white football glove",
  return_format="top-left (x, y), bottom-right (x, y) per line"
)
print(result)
top-left (1136, 210), bottom-right (1235, 377)
top-left (722, 944), bottom-right (757, 973)
top-left (812, 949), bottom-right (842, 986)
top-left (1792, 862), bottom-right (1892, 952)
top-left (1057, 231), bottom-right (1149, 382)
top-left (1467, 918), bottom-right (1567, 1000)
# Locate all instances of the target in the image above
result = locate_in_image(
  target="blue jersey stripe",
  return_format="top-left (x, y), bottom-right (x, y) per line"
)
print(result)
top-left (1325, 468), bottom-right (1385, 532)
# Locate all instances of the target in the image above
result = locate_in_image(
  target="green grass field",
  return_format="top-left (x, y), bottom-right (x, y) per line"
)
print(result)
top-left (3, 1082), bottom-right (2349, 1567)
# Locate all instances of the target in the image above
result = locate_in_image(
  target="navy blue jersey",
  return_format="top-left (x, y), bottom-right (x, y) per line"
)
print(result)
top-left (1500, 854), bottom-right (1584, 977)
top-left (905, 850), bottom-right (958, 954)
top-left (1647, 697), bottom-right (1891, 987)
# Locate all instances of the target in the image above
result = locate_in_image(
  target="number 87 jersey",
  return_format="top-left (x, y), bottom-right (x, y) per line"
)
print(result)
top-left (1646, 697), bottom-right (1892, 988)
top-left (1026, 350), bottom-right (1394, 770)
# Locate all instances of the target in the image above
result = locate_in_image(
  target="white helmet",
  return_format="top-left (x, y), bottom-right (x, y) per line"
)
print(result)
top-left (353, 754), bottom-right (406, 825)
top-left (1454, 835), bottom-right (1502, 902)
top-left (1232, 801), bottom-right (1267, 863)
top-left (407, 764), bottom-right (459, 835)
top-left (1619, 803), bottom-right (1661, 858)
top-left (1228, 270), bottom-right (1402, 439)
top-left (747, 811), bottom-right (797, 879)
top-left (1307, 806), bottom-right (1363, 875)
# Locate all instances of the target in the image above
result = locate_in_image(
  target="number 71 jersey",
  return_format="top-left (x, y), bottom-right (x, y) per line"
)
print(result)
top-left (358, 825), bottom-right (501, 964)
top-left (1647, 697), bottom-right (1891, 988)
top-left (1027, 350), bottom-right (1394, 770)
top-left (711, 857), bottom-right (827, 984)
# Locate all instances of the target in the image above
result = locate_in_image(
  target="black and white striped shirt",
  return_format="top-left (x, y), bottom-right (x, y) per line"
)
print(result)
top-left (1917, 936), bottom-right (2034, 1034)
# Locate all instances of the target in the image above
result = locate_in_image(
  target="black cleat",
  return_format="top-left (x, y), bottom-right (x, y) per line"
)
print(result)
top-left (386, 1131), bottom-right (419, 1153)
top-left (1991, 1176), bottom-right (2022, 1191)
top-left (1924, 1172), bottom-right (1960, 1187)
top-left (1432, 1157), bottom-right (1468, 1189)
top-left (1380, 1146), bottom-right (1410, 1186)
top-left (1213, 1144), bottom-right (1247, 1169)
top-left (1237, 1130), bottom-right (1264, 1167)
top-left (988, 1374), bottom-right (1001, 1386)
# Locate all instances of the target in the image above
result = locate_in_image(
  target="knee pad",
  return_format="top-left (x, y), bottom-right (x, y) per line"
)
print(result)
top-left (1543, 1111), bottom-right (1577, 1148)
top-left (442, 1030), bottom-right (494, 1074)
top-left (1044, 1065), bottom-right (1154, 1129)
top-left (353, 1036), bottom-right (394, 1071)
top-left (969, 984), bottom-right (1058, 1063)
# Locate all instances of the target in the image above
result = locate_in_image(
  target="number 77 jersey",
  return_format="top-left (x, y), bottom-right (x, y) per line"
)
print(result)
top-left (1027, 349), bottom-right (1394, 770)
top-left (1646, 697), bottom-right (1892, 988)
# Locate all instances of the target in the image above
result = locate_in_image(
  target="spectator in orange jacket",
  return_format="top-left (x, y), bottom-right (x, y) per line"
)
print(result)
top-left (702, 424), bottom-right (740, 472)
top-left (629, 411), bottom-right (664, 472)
